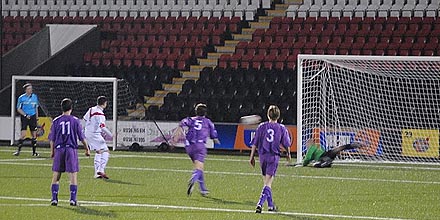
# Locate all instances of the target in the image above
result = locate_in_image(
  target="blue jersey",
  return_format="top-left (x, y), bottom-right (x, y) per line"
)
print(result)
top-left (17, 93), bottom-right (39, 116)
top-left (180, 116), bottom-right (218, 145)
top-left (251, 122), bottom-right (291, 156)
top-left (48, 115), bottom-right (85, 149)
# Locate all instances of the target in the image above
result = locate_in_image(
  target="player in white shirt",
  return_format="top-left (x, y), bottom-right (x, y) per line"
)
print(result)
top-left (83, 96), bottom-right (113, 179)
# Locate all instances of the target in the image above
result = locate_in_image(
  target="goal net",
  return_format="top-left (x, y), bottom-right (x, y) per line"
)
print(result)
top-left (11, 76), bottom-right (136, 150)
top-left (297, 55), bottom-right (440, 164)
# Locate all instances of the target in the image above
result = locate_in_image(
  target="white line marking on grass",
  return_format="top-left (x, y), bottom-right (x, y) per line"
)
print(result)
top-left (0, 203), bottom-right (48, 207)
top-left (0, 158), bottom-right (47, 162)
top-left (336, 164), bottom-right (440, 171)
top-left (1, 161), bottom-right (439, 185)
top-left (1, 149), bottom-right (439, 170)
top-left (0, 196), bottom-right (412, 220)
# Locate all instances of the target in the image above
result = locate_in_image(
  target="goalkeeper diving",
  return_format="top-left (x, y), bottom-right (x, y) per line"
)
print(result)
top-left (297, 139), bottom-right (364, 168)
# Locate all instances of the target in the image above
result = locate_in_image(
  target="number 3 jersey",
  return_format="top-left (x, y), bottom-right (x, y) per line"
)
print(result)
top-left (251, 122), bottom-right (291, 156)
top-left (179, 116), bottom-right (218, 146)
top-left (48, 115), bottom-right (85, 148)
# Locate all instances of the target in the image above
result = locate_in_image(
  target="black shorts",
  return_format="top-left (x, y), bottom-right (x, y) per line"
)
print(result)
top-left (21, 115), bottom-right (37, 131)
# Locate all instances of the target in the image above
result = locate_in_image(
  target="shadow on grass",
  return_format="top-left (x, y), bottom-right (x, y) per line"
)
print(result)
top-left (273, 212), bottom-right (323, 220)
top-left (203, 196), bottom-right (255, 206)
top-left (59, 205), bottom-right (117, 218)
top-left (103, 178), bottom-right (139, 185)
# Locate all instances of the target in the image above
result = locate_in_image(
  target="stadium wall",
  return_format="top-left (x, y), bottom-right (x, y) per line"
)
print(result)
top-left (1, 27), bottom-right (51, 89)
top-left (0, 26), bottom-right (101, 116)
top-left (1, 117), bottom-right (297, 152)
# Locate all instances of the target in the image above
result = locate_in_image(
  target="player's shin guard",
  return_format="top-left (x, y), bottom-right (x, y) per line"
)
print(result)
top-left (266, 186), bottom-right (274, 208)
top-left (257, 186), bottom-right (268, 207)
top-left (198, 170), bottom-right (208, 192)
top-left (31, 138), bottom-right (37, 154)
top-left (94, 153), bottom-right (102, 175)
top-left (51, 184), bottom-right (59, 201)
top-left (101, 152), bottom-right (109, 173)
top-left (70, 185), bottom-right (77, 202)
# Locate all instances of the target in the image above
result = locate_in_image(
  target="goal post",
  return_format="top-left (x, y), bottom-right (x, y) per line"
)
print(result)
top-left (10, 76), bottom-right (129, 150)
top-left (297, 55), bottom-right (440, 164)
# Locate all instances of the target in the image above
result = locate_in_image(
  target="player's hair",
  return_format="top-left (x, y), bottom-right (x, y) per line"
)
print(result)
top-left (23, 83), bottom-right (32, 89)
top-left (267, 105), bottom-right (280, 121)
top-left (195, 103), bottom-right (207, 116)
top-left (97, 96), bottom-right (107, 106)
top-left (61, 98), bottom-right (73, 112)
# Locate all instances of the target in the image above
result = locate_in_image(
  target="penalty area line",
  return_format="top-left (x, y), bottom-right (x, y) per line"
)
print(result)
top-left (0, 196), bottom-right (412, 220)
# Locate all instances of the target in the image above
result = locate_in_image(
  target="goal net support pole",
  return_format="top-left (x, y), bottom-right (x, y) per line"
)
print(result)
top-left (297, 54), bottom-right (440, 164)
top-left (11, 76), bottom-right (118, 150)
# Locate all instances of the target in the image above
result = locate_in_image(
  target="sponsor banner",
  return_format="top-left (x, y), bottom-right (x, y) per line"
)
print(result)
top-left (233, 124), bottom-right (298, 152)
top-left (15, 117), bottom-right (52, 141)
top-left (116, 121), bottom-right (214, 148)
top-left (214, 124), bottom-right (237, 149)
top-left (302, 128), bottom-right (382, 156)
top-left (402, 129), bottom-right (439, 158)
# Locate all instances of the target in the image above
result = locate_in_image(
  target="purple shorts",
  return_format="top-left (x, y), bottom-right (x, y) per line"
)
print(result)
top-left (259, 155), bottom-right (280, 176)
top-left (52, 147), bottom-right (79, 173)
top-left (185, 143), bottom-right (207, 163)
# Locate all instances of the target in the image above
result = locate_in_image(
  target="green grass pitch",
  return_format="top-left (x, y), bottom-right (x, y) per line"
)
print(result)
top-left (0, 146), bottom-right (439, 220)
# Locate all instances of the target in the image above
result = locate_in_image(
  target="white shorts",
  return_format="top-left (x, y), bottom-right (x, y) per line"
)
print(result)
top-left (85, 133), bottom-right (109, 152)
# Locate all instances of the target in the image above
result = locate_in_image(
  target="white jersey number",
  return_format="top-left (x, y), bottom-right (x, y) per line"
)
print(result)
top-left (60, 121), bottom-right (71, 135)
top-left (194, 120), bottom-right (203, 131)
top-left (266, 129), bottom-right (275, 143)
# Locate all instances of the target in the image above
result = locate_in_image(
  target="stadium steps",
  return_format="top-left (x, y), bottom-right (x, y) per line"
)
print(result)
top-left (284, 0), bottom-right (303, 4)
top-left (258, 16), bottom-right (274, 22)
top-left (207, 40), bottom-right (237, 60)
top-left (214, 45), bottom-right (236, 53)
top-left (181, 71), bottom-right (200, 78)
top-left (275, 4), bottom-right (290, 10)
top-left (266, 9), bottom-right (286, 17)
top-left (232, 33), bottom-right (253, 41)
top-left (207, 53), bottom-right (223, 59)
top-left (249, 21), bottom-right (271, 29)
top-left (241, 28), bottom-right (256, 35)
top-left (145, 96), bottom-right (164, 105)
top-left (224, 40), bottom-right (240, 47)
top-left (197, 58), bottom-right (218, 67)
top-left (126, 103), bottom-right (146, 118)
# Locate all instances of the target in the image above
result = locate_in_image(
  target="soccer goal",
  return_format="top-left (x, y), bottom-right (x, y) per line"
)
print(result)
top-left (11, 76), bottom-right (135, 150)
top-left (297, 55), bottom-right (440, 164)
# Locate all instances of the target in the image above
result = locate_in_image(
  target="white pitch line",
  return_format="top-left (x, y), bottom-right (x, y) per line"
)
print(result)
top-left (0, 203), bottom-right (48, 207)
top-left (1, 161), bottom-right (439, 185)
top-left (2, 149), bottom-right (440, 171)
top-left (0, 158), bottom-right (48, 162)
top-left (334, 163), bottom-right (440, 171)
top-left (0, 196), bottom-right (412, 220)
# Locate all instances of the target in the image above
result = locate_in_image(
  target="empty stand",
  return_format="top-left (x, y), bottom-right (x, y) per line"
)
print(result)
top-left (2, 0), bottom-right (264, 20)
top-left (287, 0), bottom-right (440, 18)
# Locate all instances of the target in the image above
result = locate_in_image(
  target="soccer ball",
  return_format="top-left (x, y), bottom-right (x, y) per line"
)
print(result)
top-left (239, 115), bottom-right (262, 125)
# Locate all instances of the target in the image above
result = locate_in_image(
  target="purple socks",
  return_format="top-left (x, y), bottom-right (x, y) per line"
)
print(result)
top-left (266, 187), bottom-right (274, 208)
top-left (198, 170), bottom-right (207, 192)
top-left (257, 186), bottom-right (273, 207)
top-left (51, 184), bottom-right (59, 201)
top-left (70, 185), bottom-right (77, 202)
top-left (191, 169), bottom-right (208, 192)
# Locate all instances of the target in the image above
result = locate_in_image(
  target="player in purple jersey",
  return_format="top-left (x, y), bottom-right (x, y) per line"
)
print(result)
top-left (249, 105), bottom-right (291, 213)
top-left (48, 98), bottom-right (90, 206)
top-left (179, 103), bottom-right (220, 196)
